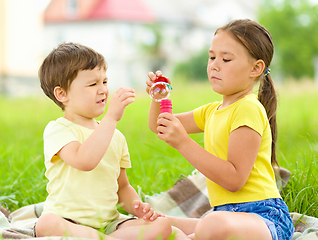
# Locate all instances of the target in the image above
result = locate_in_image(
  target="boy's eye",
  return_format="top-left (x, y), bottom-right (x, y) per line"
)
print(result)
top-left (223, 59), bottom-right (231, 62)
top-left (103, 81), bottom-right (108, 85)
top-left (89, 83), bottom-right (97, 87)
top-left (209, 57), bottom-right (215, 60)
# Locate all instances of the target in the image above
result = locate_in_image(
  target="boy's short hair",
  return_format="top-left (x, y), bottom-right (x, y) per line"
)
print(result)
top-left (39, 42), bottom-right (107, 110)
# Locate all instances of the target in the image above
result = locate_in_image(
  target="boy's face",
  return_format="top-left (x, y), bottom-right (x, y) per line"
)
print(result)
top-left (63, 67), bottom-right (108, 122)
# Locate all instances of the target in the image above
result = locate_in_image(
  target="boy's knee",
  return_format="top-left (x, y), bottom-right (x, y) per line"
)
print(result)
top-left (151, 217), bottom-right (172, 240)
top-left (35, 212), bottom-right (61, 237)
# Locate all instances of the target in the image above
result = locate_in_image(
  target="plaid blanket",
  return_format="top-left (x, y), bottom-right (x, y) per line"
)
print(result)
top-left (1, 167), bottom-right (318, 239)
top-left (145, 167), bottom-right (291, 218)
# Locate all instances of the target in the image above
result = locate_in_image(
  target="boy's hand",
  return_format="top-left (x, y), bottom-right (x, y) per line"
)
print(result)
top-left (132, 200), bottom-right (164, 221)
top-left (106, 87), bottom-right (135, 122)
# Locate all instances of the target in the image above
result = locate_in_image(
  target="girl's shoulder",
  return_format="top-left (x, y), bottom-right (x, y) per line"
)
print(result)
top-left (236, 94), bottom-right (266, 114)
top-left (196, 101), bottom-right (222, 113)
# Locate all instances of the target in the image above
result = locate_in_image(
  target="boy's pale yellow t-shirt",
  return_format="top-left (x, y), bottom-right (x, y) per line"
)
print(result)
top-left (193, 94), bottom-right (281, 207)
top-left (42, 117), bottom-right (131, 229)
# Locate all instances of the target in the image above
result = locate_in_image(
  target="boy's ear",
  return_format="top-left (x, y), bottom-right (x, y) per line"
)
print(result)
top-left (54, 86), bottom-right (68, 103)
top-left (250, 60), bottom-right (265, 78)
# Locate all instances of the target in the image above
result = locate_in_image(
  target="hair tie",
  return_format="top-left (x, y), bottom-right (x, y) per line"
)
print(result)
top-left (264, 67), bottom-right (271, 76)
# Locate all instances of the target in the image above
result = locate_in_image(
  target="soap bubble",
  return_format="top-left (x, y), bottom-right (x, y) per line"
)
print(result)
top-left (149, 82), bottom-right (172, 102)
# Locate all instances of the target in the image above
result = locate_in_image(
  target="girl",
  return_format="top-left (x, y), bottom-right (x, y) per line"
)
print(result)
top-left (146, 19), bottom-right (294, 240)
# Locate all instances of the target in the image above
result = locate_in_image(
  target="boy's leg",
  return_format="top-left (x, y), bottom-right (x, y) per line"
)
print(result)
top-left (110, 217), bottom-right (173, 240)
top-left (194, 211), bottom-right (273, 240)
top-left (35, 212), bottom-right (118, 240)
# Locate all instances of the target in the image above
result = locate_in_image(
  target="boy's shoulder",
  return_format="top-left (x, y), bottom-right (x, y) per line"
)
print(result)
top-left (43, 117), bottom-right (126, 142)
top-left (44, 117), bottom-right (72, 133)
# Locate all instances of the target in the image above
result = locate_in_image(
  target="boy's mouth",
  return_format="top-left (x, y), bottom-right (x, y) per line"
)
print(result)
top-left (97, 99), bottom-right (105, 104)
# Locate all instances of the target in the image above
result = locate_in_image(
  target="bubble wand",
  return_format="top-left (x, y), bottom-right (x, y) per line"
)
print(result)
top-left (149, 76), bottom-right (172, 113)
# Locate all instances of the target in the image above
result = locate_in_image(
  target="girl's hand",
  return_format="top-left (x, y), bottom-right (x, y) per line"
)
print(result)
top-left (105, 87), bottom-right (135, 122)
top-left (146, 70), bottom-right (171, 94)
top-left (132, 200), bottom-right (163, 221)
top-left (146, 71), bottom-right (161, 94)
top-left (157, 113), bottom-right (190, 150)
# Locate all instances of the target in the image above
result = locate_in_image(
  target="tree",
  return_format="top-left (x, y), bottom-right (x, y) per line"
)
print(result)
top-left (258, 0), bottom-right (318, 79)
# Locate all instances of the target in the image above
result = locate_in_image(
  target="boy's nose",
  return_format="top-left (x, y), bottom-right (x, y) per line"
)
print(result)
top-left (98, 85), bottom-right (108, 94)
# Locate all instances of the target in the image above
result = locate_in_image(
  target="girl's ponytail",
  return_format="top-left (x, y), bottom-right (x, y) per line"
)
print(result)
top-left (258, 72), bottom-right (279, 167)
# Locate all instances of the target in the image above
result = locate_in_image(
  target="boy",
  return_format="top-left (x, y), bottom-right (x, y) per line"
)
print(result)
top-left (35, 42), bottom-right (173, 240)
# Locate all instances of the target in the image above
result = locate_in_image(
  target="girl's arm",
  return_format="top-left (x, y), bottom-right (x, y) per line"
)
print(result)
top-left (157, 114), bottom-right (261, 192)
top-left (58, 87), bottom-right (135, 171)
top-left (147, 71), bottom-right (202, 134)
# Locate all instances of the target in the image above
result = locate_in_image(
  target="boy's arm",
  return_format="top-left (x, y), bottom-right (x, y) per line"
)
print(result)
top-left (117, 168), bottom-right (159, 221)
top-left (58, 87), bottom-right (135, 171)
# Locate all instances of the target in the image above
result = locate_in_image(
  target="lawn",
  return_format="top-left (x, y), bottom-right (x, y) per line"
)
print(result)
top-left (0, 81), bottom-right (317, 218)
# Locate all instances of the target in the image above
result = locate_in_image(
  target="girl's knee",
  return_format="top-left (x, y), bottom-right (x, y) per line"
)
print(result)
top-left (195, 212), bottom-right (230, 240)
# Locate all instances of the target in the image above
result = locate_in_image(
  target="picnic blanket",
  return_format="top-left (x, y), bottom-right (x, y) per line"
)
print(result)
top-left (1, 167), bottom-right (318, 239)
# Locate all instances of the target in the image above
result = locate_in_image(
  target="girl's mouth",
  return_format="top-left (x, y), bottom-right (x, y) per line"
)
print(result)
top-left (212, 77), bottom-right (221, 81)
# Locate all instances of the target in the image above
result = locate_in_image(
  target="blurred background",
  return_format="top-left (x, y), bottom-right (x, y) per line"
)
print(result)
top-left (0, 0), bottom-right (318, 97)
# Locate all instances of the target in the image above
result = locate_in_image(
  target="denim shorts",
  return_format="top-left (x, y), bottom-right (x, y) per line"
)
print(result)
top-left (209, 198), bottom-right (294, 240)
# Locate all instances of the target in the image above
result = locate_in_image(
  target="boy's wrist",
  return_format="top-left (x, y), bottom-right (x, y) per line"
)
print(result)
top-left (100, 113), bottom-right (118, 126)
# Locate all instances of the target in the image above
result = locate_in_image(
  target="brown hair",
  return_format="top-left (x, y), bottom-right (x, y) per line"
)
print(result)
top-left (216, 19), bottom-right (278, 167)
top-left (39, 42), bottom-right (107, 110)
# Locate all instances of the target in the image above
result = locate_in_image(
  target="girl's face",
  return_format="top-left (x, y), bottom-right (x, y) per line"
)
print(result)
top-left (63, 67), bottom-right (108, 125)
top-left (207, 31), bottom-right (257, 102)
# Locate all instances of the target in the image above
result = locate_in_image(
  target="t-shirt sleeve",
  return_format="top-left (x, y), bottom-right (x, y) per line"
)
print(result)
top-left (116, 130), bottom-right (131, 169)
top-left (43, 121), bottom-right (78, 163)
top-left (230, 100), bottom-right (267, 136)
top-left (193, 103), bottom-right (212, 131)
top-left (193, 103), bottom-right (220, 131)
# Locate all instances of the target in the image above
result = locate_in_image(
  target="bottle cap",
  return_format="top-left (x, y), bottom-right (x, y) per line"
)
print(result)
top-left (149, 76), bottom-right (172, 102)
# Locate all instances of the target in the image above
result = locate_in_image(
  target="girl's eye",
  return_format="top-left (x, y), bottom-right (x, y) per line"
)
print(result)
top-left (209, 57), bottom-right (215, 60)
top-left (103, 81), bottom-right (108, 85)
top-left (89, 83), bottom-right (96, 87)
top-left (223, 59), bottom-right (231, 62)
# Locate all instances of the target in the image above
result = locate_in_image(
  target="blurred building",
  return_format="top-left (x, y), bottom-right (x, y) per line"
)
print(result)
top-left (0, 0), bottom-right (260, 96)
top-left (0, 0), bottom-right (45, 96)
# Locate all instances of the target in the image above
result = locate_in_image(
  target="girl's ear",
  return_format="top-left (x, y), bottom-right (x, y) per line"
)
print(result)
top-left (54, 86), bottom-right (68, 103)
top-left (250, 60), bottom-right (265, 78)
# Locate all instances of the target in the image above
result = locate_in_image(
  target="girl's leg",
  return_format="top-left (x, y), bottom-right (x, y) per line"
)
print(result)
top-left (35, 212), bottom-right (118, 240)
top-left (194, 211), bottom-right (272, 240)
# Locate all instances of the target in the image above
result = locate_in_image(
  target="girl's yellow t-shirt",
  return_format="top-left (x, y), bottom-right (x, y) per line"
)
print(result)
top-left (193, 94), bottom-right (281, 207)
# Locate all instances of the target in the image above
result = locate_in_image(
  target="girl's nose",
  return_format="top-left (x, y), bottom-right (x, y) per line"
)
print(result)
top-left (209, 60), bottom-right (220, 72)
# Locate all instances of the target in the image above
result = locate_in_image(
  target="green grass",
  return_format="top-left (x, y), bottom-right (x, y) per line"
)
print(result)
top-left (0, 81), bottom-right (318, 219)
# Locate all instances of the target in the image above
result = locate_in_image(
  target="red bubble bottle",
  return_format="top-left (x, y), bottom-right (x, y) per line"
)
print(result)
top-left (160, 99), bottom-right (172, 114)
